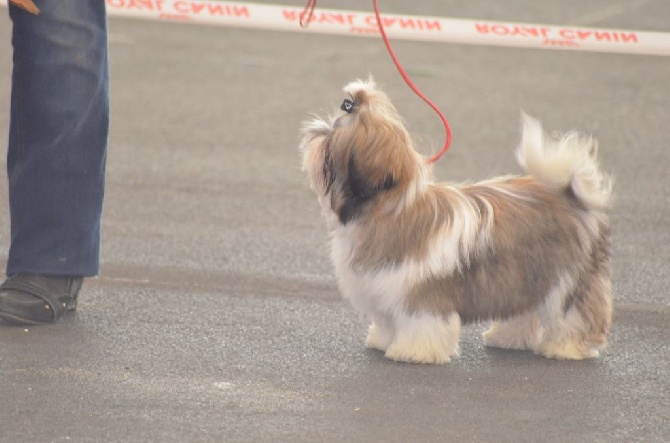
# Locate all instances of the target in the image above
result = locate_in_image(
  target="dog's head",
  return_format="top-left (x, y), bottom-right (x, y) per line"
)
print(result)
top-left (300, 78), bottom-right (427, 225)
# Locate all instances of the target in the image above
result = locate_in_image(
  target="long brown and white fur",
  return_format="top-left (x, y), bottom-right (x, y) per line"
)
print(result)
top-left (300, 78), bottom-right (613, 364)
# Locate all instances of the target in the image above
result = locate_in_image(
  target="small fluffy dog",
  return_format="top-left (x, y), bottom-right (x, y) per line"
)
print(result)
top-left (300, 78), bottom-right (613, 364)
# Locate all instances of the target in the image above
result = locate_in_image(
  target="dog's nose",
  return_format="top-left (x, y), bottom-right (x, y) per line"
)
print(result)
top-left (341, 98), bottom-right (355, 113)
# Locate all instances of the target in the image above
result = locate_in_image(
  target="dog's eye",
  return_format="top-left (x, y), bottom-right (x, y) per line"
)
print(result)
top-left (341, 98), bottom-right (355, 114)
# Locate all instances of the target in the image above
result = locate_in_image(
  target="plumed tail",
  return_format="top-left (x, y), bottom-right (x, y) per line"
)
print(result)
top-left (516, 113), bottom-right (613, 210)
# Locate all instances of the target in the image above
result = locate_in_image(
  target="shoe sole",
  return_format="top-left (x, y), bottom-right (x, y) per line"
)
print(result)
top-left (0, 310), bottom-right (45, 326)
top-left (0, 307), bottom-right (76, 326)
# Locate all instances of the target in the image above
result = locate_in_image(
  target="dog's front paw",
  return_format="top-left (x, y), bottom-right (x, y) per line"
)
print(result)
top-left (384, 342), bottom-right (455, 364)
top-left (365, 322), bottom-right (394, 351)
top-left (383, 312), bottom-right (461, 364)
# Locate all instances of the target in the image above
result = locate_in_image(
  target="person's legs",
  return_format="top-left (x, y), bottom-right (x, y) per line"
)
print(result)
top-left (1, 0), bottom-right (108, 324)
top-left (7, 0), bottom-right (108, 276)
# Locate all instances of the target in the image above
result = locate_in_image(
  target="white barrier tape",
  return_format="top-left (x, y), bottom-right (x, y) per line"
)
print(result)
top-left (2, 0), bottom-right (669, 56)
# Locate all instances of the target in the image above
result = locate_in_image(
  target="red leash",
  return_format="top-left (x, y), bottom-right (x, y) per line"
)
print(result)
top-left (299, 0), bottom-right (317, 27)
top-left (300, 0), bottom-right (453, 164)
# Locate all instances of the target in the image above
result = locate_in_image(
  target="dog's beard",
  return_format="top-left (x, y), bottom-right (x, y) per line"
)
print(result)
top-left (300, 77), bottom-right (612, 363)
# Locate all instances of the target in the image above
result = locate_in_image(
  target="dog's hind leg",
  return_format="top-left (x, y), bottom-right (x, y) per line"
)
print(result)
top-left (384, 311), bottom-right (461, 364)
top-left (483, 310), bottom-right (544, 351)
top-left (572, 237), bottom-right (613, 354)
top-left (538, 231), bottom-right (612, 360)
top-left (536, 259), bottom-right (612, 360)
top-left (536, 307), bottom-right (604, 359)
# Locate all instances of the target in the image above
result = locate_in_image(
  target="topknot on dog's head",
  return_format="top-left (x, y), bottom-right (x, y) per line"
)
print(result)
top-left (342, 77), bottom-right (378, 109)
top-left (340, 76), bottom-right (402, 124)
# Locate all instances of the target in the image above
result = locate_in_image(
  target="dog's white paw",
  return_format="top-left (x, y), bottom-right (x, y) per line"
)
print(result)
top-left (365, 322), bottom-right (394, 352)
top-left (383, 312), bottom-right (461, 364)
top-left (385, 341), bottom-right (456, 364)
top-left (536, 340), bottom-right (601, 360)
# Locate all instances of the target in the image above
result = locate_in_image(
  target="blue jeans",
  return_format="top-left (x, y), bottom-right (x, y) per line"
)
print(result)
top-left (7, 0), bottom-right (109, 277)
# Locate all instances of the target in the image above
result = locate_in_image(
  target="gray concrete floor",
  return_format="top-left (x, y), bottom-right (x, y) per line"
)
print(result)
top-left (1, 1), bottom-right (668, 441)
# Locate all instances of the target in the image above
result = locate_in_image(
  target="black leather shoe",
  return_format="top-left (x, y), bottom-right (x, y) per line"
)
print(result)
top-left (0, 274), bottom-right (83, 325)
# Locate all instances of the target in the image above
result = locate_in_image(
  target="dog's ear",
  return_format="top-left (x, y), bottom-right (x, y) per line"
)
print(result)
top-left (333, 153), bottom-right (396, 224)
